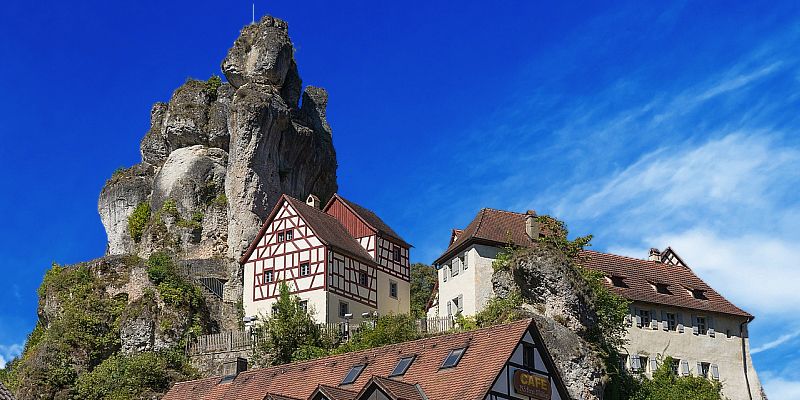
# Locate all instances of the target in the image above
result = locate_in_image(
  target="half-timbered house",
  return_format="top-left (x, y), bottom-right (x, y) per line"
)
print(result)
top-left (240, 194), bottom-right (411, 324)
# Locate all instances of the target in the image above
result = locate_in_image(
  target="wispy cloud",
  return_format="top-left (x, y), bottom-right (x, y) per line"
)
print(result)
top-left (752, 331), bottom-right (800, 354)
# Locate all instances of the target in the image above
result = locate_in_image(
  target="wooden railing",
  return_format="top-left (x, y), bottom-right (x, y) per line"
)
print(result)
top-left (185, 317), bottom-right (455, 356)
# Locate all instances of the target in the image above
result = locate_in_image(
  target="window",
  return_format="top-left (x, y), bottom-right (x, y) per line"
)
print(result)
top-left (665, 312), bottom-right (677, 331)
top-left (452, 259), bottom-right (460, 276)
top-left (670, 359), bottom-right (681, 375)
top-left (299, 300), bottom-right (308, 313)
top-left (390, 356), bottom-right (415, 377)
top-left (300, 262), bottom-right (310, 276)
top-left (277, 232), bottom-right (285, 242)
top-left (637, 309), bottom-right (651, 327)
top-left (440, 348), bottom-right (466, 369)
top-left (629, 355), bottom-right (644, 372)
top-left (341, 364), bottom-right (365, 385)
top-left (463, 253), bottom-right (468, 270)
top-left (522, 343), bottom-right (536, 369)
top-left (698, 362), bottom-right (711, 378)
top-left (263, 269), bottom-right (274, 283)
top-left (654, 283), bottom-right (671, 295)
top-left (358, 271), bottom-right (368, 286)
top-left (285, 230), bottom-right (294, 240)
top-left (271, 305), bottom-right (278, 316)
top-left (710, 364), bottom-right (720, 380)
top-left (695, 316), bottom-right (708, 335)
top-left (393, 245), bottom-right (401, 262)
top-left (609, 276), bottom-right (628, 288)
top-left (339, 301), bottom-right (349, 318)
top-left (452, 295), bottom-right (463, 313)
top-left (689, 288), bottom-right (708, 300)
top-left (443, 265), bottom-right (449, 282)
top-left (389, 281), bottom-right (398, 298)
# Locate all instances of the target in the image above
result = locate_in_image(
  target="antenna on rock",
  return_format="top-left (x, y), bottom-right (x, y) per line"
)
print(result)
top-left (252, 3), bottom-right (255, 24)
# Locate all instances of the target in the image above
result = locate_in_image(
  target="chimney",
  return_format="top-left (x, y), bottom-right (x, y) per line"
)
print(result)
top-left (221, 357), bottom-right (248, 379)
top-left (648, 248), bottom-right (662, 262)
top-left (306, 194), bottom-right (321, 209)
top-left (525, 210), bottom-right (539, 240)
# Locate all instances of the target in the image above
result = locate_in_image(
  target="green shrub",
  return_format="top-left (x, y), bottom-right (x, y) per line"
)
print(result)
top-left (212, 193), bottom-right (228, 207)
top-left (75, 349), bottom-right (198, 400)
top-left (629, 356), bottom-right (723, 400)
top-left (204, 75), bottom-right (222, 101)
top-left (159, 199), bottom-right (179, 218)
top-left (128, 203), bottom-right (151, 242)
top-left (474, 290), bottom-right (523, 327)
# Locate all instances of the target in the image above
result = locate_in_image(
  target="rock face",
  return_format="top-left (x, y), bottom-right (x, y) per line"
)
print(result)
top-left (493, 246), bottom-right (605, 399)
top-left (98, 15), bottom-right (338, 262)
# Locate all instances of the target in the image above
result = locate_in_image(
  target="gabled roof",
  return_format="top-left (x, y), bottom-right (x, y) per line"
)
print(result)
top-left (240, 195), bottom-right (376, 266)
top-left (356, 377), bottom-right (426, 400)
top-left (325, 194), bottom-right (411, 247)
top-left (310, 385), bottom-right (357, 400)
top-left (266, 394), bottom-right (302, 400)
top-left (162, 319), bottom-right (540, 400)
top-left (0, 382), bottom-right (15, 400)
top-left (434, 208), bottom-right (535, 265)
top-left (580, 250), bottom-right (752, 319)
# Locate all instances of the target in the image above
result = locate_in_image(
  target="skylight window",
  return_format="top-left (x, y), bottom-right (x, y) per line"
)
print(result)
top-left (608, 276), bottom-right (627, 288)
top-left (389, 356), bottom-right (415, 377)
top-left (440, 348), bottom-right (466, 369)
top-left (341, 364), bottom-right (365, 385)
top-left (688, 288), bottom-right (708, 300)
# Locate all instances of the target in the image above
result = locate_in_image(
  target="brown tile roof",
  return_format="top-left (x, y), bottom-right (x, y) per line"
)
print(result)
top-left (266, 395), bottom-right (302, 400)
top-left (240, 195), bottom-right (376, 266)
top-left (360, 376), bottom-right (426, 400)
top-left (0, 383), bottom-right (14, 400)
top-left (331, 194), bottom-right (411, 248)
top-left (312, 385), bottom-right (357, 400)
top-left (163, 319), bottom-right (535, 400)
top-left (434, 208), bottom-right (535, 265)
top-left (580, 250), bottom-right (752, 318)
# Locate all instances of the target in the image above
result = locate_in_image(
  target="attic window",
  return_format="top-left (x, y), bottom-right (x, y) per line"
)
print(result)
top-left (389, 356), bottom-right (416, 377)
top-left (689, 288), bottom-right (708, 300)
top-left (440, 347), bottom-right (467, 369)
top-left (393, 245), bottom-right (401, 262)
top-left (608, 276), bottom-right (627, 288)
top-left (653, 283), bottom-right (671, 295)
top-left (341, 364), bottom-right (365, 385)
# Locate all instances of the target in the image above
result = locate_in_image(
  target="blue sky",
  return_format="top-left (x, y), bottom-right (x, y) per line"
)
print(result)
top-left (1, 1), bottom-right (798, 396)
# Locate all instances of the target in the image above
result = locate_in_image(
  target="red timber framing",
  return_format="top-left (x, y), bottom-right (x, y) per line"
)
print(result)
top-left (245, 200), bottom-right (327, 302)
top-left (323, 194), bottom-right (411, 282)
top-left (328, 251), bottom-right (378, 308)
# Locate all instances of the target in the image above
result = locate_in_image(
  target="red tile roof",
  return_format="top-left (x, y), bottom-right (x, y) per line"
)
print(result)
top-left (240, 195), bottom-right (376, 266)
top-left (0, 383), bottom-right (15, 400)
top-left (435, 208), bottom-right (535, 265)
top-left (163, 319), bottom-right (535, 400)
top-left (357, 376), bottom-right (426, 400)
top-left (311, 385), bottom-right (357, 400)
top-left (328, 194), bottom-right (411, 248)
top-left (580, 250), bottom-right (752, 319)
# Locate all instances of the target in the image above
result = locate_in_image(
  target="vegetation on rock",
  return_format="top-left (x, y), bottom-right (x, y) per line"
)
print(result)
top-left (145, 252), bottom-right (209, 338)
top-left (128, 203), bottom-right (151, 243)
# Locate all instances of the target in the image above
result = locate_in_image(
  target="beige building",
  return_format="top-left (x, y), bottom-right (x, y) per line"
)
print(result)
top-left (240, 194), bottom-right (411, 324)
top-left (428, 207), bottom-right (763, 400)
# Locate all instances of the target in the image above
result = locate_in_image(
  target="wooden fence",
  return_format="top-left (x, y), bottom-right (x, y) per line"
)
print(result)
top-left (185, 317), bottom-right (455, 356)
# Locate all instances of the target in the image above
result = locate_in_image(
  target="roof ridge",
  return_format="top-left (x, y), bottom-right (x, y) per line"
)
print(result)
top-left (581, 249), bottom-right (653, 264)
top-left (480, 207), bottom-right (526, 216)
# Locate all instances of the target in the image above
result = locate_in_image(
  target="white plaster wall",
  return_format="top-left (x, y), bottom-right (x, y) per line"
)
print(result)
top-left (624, 302), bottom-right (762, 400)
top-left (244, 287), bottom-right (329, 324)
top-left (325, 291), bottom-right (378, 324)
top-left (436, 244), bottom-right (502, 317)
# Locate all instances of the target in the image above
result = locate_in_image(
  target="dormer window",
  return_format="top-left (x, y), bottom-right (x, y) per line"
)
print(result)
top-left (440, 348), bottom-right (466, 369)
top-left (653, 283), bottom-right (671, 295)
top-left (607, 276), bottom-right (627, 288)
top-left (341, 364), bottom-right (365, 385)
top-left (688, 288), bottom-right (708, 300)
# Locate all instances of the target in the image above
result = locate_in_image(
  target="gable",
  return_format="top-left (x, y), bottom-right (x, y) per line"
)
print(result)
top-left (325, 196), bottom-right (376, 239)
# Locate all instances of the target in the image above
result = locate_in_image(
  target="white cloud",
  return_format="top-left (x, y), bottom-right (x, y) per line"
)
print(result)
top-left (761, 375), bottom-right (800, 399)
top-left (752, 331), bottom-right (800, 354)
top-left (0, 343), bottom-right (23, 368)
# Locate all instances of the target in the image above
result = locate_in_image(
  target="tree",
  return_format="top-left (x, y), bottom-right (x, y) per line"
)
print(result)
top-left (631, 356), bottom-right (722, 400)
top-left (254, 283), bottom-right (324, 366)
top-left (337, 314), bottom-right (421, 353)
top-left (410, 263), bottom-right (437, 318)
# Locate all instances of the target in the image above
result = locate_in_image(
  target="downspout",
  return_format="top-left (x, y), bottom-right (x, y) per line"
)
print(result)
top-left (740, 318), bottom-right (753, 400)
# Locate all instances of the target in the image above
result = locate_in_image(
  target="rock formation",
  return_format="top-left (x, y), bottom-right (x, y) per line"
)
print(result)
top-left (99, 15), bottom-right (338, 262)
top-left (493, 246), bottom-right (605, 399)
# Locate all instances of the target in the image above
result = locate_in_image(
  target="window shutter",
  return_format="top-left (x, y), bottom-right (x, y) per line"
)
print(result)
top-left (696, 362), bottom-right (703, 377)
top-left (709, 316), bottom-right (715, 337)
top-left (709, 328), bottom-right (716, 338)
top-left (625, 314), bottom-right (632, 326)
top-left (651, 320), bottom-right (658, 330)
top-left (631, 356), bottom-right (641, 371)
top-left (651, 309), bottom-right (658, 322)
top-left (693, 325), bottom-right (699, 335)
top-left (710, 364), bottom-right (720, 380)
top-left (650, 357), bottom-right (658, 372)
top-left (447, 301), bottom-right (452, 316)
top-left (635, 315), bottom-right (642, 328)
top-left (691, 314), bottom-right (698, 335)
top-left (677, 313), bottom-right (684, 333)
top-left (457, 294), bottom-right (464, 312)
top-left (680, 360), bottom-right (689, 375)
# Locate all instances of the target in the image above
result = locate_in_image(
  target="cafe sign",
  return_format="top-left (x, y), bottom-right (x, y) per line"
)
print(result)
top-left (513, 370), bottom-right (551, 399)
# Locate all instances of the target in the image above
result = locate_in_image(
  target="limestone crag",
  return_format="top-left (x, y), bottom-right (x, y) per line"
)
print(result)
top-left (98, 15), bottom-right (338, 264)
top-left (493, 247), bottom-right (605, 399)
